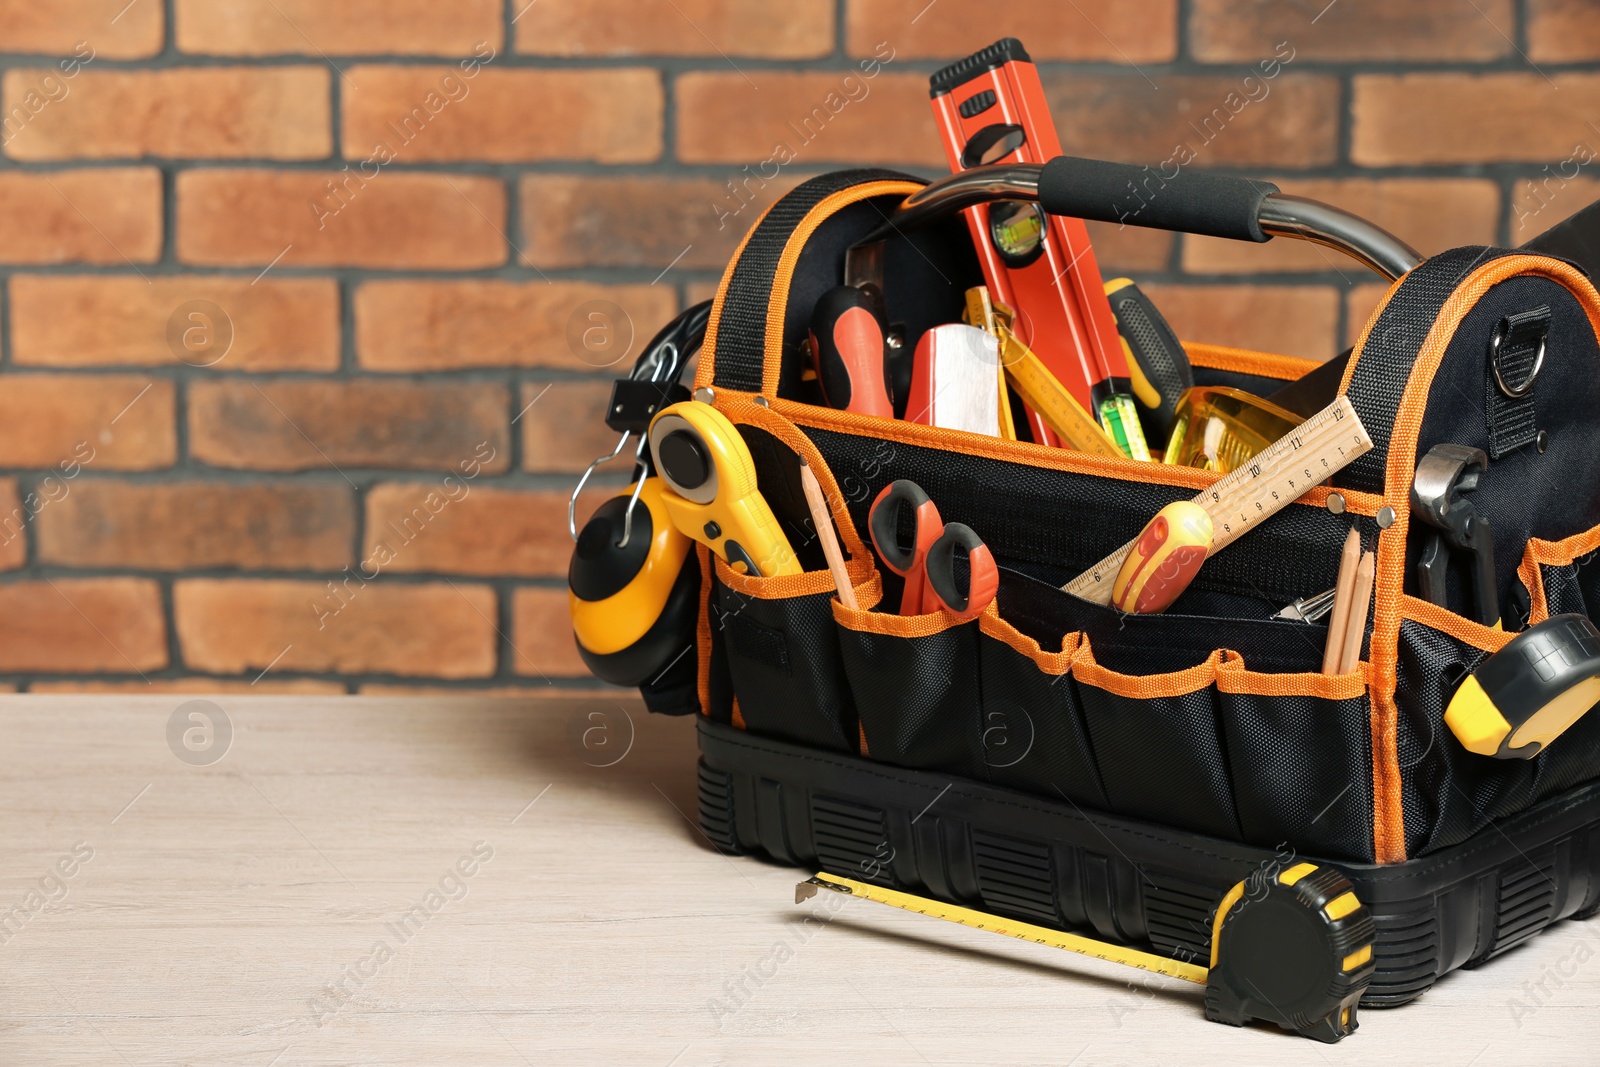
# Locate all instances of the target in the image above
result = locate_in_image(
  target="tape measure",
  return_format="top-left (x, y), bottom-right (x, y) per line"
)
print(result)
top-left (1446, 613), bottom-right (1600, 759)
top-left (1065, 395), bottom-right (1373, 605)
top-left (799, 861), bottom-right (1375, 1043)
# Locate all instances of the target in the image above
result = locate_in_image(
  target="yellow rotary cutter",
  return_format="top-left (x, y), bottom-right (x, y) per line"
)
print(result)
top-left (647, 401), bottom-right (801, 578)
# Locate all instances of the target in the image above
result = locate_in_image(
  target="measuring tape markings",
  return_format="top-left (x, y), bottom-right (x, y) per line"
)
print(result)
top-left (1064, 396), bottom-right (1375, 605)
top-left (800, 872), bottom-right (1208, 984)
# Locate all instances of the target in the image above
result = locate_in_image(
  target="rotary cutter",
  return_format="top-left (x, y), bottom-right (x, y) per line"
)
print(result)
top-left (647, 401), bottom-right (801, 578)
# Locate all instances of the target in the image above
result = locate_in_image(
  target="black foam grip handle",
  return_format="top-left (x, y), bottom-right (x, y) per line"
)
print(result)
top-left (1037, 156), bottom-right (1279, 242)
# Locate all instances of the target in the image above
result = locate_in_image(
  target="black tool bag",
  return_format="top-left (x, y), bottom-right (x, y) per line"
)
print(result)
top-left (680, 166), bottom-right (1600, 1008)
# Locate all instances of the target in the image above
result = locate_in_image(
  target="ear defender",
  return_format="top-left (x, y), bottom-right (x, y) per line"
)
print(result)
top-left (647, 401), bottom-right (801, 578)
top-left (568, 478), bottom-right (699, 687)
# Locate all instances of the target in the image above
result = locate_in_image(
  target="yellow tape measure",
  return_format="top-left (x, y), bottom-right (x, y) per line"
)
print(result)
top-left (798, 872), bottom-right (1207, 983)
top-left (798, 861), bottom-right (1376, 1044)
top-left (1064, 395), bottom-right (1373, 605)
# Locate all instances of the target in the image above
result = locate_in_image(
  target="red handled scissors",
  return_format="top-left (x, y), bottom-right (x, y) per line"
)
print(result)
top-left (868, 480), bottom-right (999, 620)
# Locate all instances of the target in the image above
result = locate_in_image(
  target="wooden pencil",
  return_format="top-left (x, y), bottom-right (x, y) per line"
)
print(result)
top-left (1337, 551), bottom-right (1377, 676)
top-left (798, 459), bottom-right (858, 611)
top-left (1321, 528), bottom-right (1362, 676)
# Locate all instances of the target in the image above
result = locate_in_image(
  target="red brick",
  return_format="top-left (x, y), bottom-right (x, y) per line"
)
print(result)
top-left (3, 67), bottom-right (330, 161)
top-left (848, 0), bottom-right (1176, 61)
top-left (174, 579), bottom-right (497, 678)
top-left (1353, 74), bottom-right (1600, 166)
top-left (1084, 221), bottom-right (1173, 275)
top-left (355, 280), bottom-right (677, 372)
top-left (29, 678), bottom-right (347, 694)
top-left (356, 683), bottom-right (583, 696)
top-left (364, 485), bottom-right (588, 578)
top-left (0, 0), bottom-right (162, 59)
top-left (0, 479), bottom-right (24, 571)
top-left (177, 169), bottom-right (506, 269)
top-left (0, 169), bottom-right (160, 265)
top-left (1042, 73), bottom-right (1340, 169)
top-left (1510, 175), bottom-right (1600, 244)
top-left (343, 66), bottom-right (660, 164)
top-left (521, 382), bottom-right (627, 474)
top-left (520, 173), bottom-right (805, 270)
top-left (0, 578), bottom-right (166, 673)
top-left (11, 276), bottom-right (340, 371)
top-left (1528, 0), bottom-right (1600, 62)
top-left (512, 587), bottom-right (589, 677)
top-left (175, 0), bottom-right (502, 56)
top-left (676, 71), bottom-right (939, 166)
top-left (188, 380), bottom-right (509, 473)
top-left (1183, 178), bottom-right (1499, 274)
top-left (0, 375), bottom-right (174, 470)
top-left (1190, 0), bottom-right (1511, 61)
top-left (518, 0), bottom-right (831, 57)
top-left (36, 481), bottom-right (354, 571)
top-left (1137, 284), bottom-right (1341, 360)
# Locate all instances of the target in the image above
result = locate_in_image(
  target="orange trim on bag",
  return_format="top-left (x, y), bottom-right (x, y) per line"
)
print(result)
top-left (761, 181), bottom-right (924, 397)
top-left (1400, 595), bottom-right (1517, 654)
top-left (978, 612), bottom-right (1079, 675)
top-left (715, 554), bottom-right (885, 608)
top-left (1354, 254), bottom-right (1600, 863)
top-left (832, 596), bottom-right (975, 638)
top-left (768, 395), bottom-right (1383, 517)
top-left (718, 396), bottom-right (875, 564)
top-left (1215, 652), bottom-right (1368, 699)
top-left (1516, 523), bottom-right (1600, 626)
top-left (1073, 641), bottom-right (1222, 699)
top-left (695, 200), bottom-right (780, 393)
top-left (731, 696), bottom-right (745, 730)
top-left (695, 543), bottom-right (714, 719)
top-left (1184, 342), bottom-right (1321, 382)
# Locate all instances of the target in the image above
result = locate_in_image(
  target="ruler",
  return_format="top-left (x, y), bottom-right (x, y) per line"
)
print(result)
top-left (1063, 395), bottom-right (1374, 606)
top-left (798, 872), bottom-right (1208, 983)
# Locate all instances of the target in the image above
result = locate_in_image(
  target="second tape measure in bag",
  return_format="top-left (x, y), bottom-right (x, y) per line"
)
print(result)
top-left (1447, 613), bottom-right (1600, 759)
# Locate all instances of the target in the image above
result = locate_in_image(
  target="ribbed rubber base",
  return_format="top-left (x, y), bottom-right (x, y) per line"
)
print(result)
top-left (698, 719), bottom-right (1600, 1007)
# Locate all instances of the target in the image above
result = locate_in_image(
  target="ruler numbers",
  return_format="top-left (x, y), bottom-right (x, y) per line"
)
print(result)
top-left (1063, 397), bottom-right (1374, 605)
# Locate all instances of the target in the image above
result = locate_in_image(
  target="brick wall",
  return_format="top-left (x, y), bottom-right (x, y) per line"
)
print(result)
top-left (0, 0), bottom-right (1595, 693)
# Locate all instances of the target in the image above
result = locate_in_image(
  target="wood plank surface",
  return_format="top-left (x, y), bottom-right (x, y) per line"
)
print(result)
top-left (2, 694), bottom-right (1596, 1065)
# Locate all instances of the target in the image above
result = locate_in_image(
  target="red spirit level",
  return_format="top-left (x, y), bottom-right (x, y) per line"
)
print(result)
top-left (929, 38), bottom-right (1147, 458)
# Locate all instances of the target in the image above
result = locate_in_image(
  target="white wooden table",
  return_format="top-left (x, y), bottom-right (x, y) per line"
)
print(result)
top-left (4, 694), bottom-right (1597, 1065)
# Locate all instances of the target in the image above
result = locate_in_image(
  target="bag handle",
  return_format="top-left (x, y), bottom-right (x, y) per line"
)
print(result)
top-left (884, 157), bottom-right (1421, 282)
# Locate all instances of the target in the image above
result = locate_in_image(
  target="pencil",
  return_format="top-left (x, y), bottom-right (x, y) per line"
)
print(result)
top-left (798, 458), bottom-right (859, 611)
top-left (1337, 551), bottom-right (1377, 676)
top-left (1321, 529), bottom-right (1362, 675)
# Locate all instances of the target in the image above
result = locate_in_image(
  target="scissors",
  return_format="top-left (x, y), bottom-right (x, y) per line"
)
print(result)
top-left (868, 480), bottom-right (999, 621)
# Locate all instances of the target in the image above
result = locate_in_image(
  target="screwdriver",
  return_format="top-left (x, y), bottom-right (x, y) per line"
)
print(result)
top-left (807, 286), bottom-right (894, 417)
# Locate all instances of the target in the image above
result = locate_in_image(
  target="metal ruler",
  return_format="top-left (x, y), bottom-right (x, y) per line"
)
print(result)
top-left (1063, 396), bottom-right (1374, 605)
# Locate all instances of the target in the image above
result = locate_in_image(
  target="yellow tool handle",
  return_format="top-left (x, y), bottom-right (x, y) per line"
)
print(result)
top-left (1065, 396), bottom-right (1373, 605)
top-left (1000, 337), bottom-right (1124, 459)
top-left (799, 872), bottom-right (1208, 984)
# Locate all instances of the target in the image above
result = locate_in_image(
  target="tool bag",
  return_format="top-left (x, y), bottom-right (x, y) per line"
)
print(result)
top-left (678, 165), bottom-right (1600, 1008)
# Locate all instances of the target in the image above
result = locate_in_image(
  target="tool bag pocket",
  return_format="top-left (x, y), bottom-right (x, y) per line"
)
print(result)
top-left (1517, 524), bottom-right (1600, 625)
top-left (833, 594), bottom-right (985, 778)
top-left (1394, 598), bottom-right (1600, 856)
top-left (974, 616), bottom-right (1105, 810)
top-left (1215, 658), bottom-right (1374, 861)
top-left (714, 560), bottom-right (876, 753)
